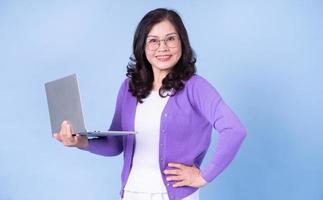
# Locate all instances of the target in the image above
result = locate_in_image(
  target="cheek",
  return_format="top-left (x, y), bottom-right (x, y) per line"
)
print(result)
top-left (144, 50), bottom-right (154, 62)
top-left (173, 48), bottom-right (182, 62)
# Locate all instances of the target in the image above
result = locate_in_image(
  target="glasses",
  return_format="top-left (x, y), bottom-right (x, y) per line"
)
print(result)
top-left (146, 35), bottom-right (180, 51)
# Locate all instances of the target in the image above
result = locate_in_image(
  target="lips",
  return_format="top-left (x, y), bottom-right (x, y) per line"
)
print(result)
top-left (156, 55), bottom-right (172, 61)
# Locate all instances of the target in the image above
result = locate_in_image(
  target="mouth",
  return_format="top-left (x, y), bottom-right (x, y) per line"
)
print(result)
top-left (156, 55), bottom-right (172, 62)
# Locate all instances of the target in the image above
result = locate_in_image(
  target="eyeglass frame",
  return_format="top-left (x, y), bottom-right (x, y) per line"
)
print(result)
top-left (145, 33), bottom-right (181, 51)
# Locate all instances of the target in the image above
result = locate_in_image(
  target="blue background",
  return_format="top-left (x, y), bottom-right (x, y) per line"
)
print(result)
top-left (0, 1), bottom-right (322, 199)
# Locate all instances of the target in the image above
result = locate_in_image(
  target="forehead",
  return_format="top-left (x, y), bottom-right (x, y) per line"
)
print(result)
top-left (148, 20), bottom-right (177, 37)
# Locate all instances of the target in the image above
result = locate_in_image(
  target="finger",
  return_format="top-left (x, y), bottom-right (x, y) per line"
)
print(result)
top-left (74, 135), bottom-right (79, 143)
top-left (75, 134), bottom-right (85, 143)
top-left (164, 169), bottom-right (182, 175)
top-left (53, 133), bottom-right (63, 142)
top-left (75, 133), bottom-right (83, 142)
top-left (65, 122), bottom-right (73, 139)
top-left (166, 175), bottom-right (184, 182)
top-left (75, 133), bottom-right (86, 139)
top-left (192, 164), bottom-right (199, 169)
top-left (61, 123), bottom-right (76, 145)
top-left (172, 180), bottom-right (187, 188)
top-left (168, 163), bottom-right (185, 169)
top-left (63, 138), bottom-right (74, 147)
top-left (67, 124), bottom-right (76, 144)
top-left (60, 121), bottom-right (67, 133)
top-left (60, 121), bottom-right (68, 138)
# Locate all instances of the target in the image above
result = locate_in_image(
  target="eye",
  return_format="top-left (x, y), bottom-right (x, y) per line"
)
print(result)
top-left (147, 38), bottom-right (158, 43)
top-left (167, 36), bottom-right (176, 41)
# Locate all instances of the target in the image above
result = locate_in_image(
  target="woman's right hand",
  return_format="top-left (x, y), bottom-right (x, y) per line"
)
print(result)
top-left (53, 121), bottom-right (89, 149)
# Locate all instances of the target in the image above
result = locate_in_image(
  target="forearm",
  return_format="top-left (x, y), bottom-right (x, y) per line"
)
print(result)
top-left (201, 125), bottom-right (247, 182)
top-left (79, 136), bottom-right (123, 156)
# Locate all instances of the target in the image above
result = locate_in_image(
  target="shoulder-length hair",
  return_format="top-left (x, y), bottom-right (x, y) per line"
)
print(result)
top-left (126, 8), bottom-right (197, 103)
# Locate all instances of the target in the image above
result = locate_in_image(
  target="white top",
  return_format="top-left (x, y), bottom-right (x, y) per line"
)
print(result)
top-left (124, 90), bottom-right (169, 193)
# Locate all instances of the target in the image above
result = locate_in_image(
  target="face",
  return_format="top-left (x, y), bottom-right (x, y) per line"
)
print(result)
top-left (145, 20), bottom-right (182, 74)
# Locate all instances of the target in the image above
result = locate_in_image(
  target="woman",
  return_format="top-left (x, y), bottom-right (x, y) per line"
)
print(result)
top-left (53, 8), bottom-right (247, 200)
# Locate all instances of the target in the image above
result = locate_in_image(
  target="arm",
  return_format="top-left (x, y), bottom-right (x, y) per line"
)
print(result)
top-left (189, 76), bottom-right (247, 182)
top-left (79, 79), bottom-right (128, 156)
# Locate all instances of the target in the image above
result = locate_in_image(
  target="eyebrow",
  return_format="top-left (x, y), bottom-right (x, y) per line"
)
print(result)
top-left (147, 32), bottom-right (177, 38)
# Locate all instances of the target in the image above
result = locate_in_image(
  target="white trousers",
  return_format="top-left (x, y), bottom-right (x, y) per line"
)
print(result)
top-left (121, 190), bottom-right (199, 200)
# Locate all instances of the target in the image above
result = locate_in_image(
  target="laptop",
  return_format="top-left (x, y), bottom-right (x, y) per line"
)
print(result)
top-left (45, 74), bottom-right (137, 137)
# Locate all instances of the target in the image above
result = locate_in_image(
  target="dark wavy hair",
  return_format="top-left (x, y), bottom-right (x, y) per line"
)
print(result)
top-left (126, 8), bottom-right (197, 103)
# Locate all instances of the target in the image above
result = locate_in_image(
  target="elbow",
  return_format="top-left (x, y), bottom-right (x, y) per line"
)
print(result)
top-left (107, 150), bottom-right (123, 157)
top-left (105, 143), bottom-right (124, 156)
top-left (236, 124), bottom-right (247, 141)
top-left (110, 146), bottom-right (124, 156)
top-left (102, 136), bottom-right (124, 156)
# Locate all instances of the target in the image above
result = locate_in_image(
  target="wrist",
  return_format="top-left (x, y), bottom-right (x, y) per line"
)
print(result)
top-left (198, 172), bottom-right (208, 188)
top-left (78, 139), bottom-right (89, 149)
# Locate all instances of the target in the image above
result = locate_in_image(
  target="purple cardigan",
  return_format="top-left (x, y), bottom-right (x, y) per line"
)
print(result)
top-left (81, 75), bottom-right (247, 200)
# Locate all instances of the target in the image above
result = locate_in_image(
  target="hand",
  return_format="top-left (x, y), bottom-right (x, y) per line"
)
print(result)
top-left (53, 121), bottom-right (88, 149)
top-left (163, 162), bottom-right (208, 188)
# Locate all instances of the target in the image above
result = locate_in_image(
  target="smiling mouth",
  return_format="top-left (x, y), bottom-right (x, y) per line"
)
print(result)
top-left (156, 55), bottom-right (172, 61)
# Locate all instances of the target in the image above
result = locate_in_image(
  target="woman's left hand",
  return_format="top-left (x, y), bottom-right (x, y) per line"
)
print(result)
top-left (163, 163), bottom-right (208, 188)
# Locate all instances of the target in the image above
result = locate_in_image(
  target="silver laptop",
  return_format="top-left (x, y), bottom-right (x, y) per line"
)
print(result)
top-left (45, 74), bottom-right (137, 137)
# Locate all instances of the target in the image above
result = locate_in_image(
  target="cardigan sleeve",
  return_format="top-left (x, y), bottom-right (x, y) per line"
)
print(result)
top-left (78, 79), bottom-right (128, 156)
top-left (188, 75), bottom-right (247, 182)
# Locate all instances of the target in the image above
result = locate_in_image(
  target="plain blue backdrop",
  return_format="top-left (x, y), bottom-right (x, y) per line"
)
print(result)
top-left (0, 1), bottom-right (322, 200)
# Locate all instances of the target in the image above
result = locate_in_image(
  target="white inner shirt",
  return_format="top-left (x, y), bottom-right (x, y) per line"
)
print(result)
top-left (124, 90), bottom-right (169, 193)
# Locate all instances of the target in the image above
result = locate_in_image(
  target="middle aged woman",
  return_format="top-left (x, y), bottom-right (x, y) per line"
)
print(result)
top-left (54, 8), bottom-right (247, 200)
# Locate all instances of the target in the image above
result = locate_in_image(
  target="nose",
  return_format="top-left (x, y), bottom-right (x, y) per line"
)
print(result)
top-left (158, 40), bottom-right (168, 51)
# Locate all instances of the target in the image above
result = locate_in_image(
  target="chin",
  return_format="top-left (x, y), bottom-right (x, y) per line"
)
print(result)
top-left (154, 64), bottom-right (174, 71)
top-left (154, 61), bottom-right (177, 69)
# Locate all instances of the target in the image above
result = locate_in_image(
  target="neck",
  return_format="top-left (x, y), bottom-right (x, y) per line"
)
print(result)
top-left (152, 68), bottom-right (170, 91)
